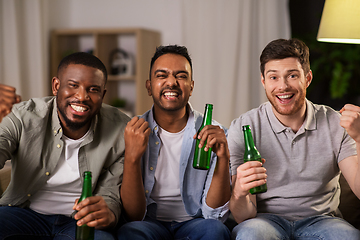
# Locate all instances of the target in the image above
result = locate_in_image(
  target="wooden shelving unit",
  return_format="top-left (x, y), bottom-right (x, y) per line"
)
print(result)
top-left (50, 28), bottom-right (161, 116)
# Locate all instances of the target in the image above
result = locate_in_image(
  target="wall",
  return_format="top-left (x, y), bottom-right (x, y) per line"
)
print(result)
top-left (46, 0), bottom-right (185, 116)
top-left (44, 0), bottom-right (291, 126)
top-left (47, 0), bottom-right (183, 45)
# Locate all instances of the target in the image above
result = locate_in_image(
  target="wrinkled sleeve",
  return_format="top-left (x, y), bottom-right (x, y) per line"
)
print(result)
top-left (96, 155), bottom-right (124, 227)
top-left (201, 195), bottom-right (230, 222)
top-left (228, 117), bottom-right (245, 176)
top-left (0, 112), bottom-right (21, 168)
top-left (200, 126), bottom-right (230, 222)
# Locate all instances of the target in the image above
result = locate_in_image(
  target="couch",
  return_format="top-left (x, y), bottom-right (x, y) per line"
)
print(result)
top-left (339, 173), bottom-right (360, 229)
top-left (0, 164), bottom-right (359, 230)
top-left (0, 161), bottom-right (11, 196)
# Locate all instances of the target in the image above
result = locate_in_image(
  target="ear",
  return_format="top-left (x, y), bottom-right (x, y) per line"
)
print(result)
top-left (189, 80), bottom-right (194, 96)
top-left (146, 79), bottom-right (152, 96)
top-left (305, 70), bottom-right (313, 88)
top-left (52, 77), bottom-right (60, 96)
top-left (261, 74), bottom-right (265, 88)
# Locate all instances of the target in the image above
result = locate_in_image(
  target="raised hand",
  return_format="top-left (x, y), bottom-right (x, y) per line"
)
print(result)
top-left (340, 104), bottom-right (360, 143)
top-left (0, 84), bottom-right (21, 122)
top-left (124, 116), bottom-right (151, 163)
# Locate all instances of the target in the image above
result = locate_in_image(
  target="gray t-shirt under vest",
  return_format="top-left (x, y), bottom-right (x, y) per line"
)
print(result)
top-left (228, 99), bottom-right (356, 221)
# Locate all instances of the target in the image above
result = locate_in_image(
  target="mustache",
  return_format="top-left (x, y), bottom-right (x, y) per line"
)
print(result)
top-left (160, 86), bottom-right (182, 96)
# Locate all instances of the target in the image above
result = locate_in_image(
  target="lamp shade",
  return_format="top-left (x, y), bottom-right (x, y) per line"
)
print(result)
top-left (317, 0), bottom-right (360, 44)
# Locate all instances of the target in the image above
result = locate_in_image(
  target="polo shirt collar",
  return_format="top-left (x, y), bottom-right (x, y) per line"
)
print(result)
top-left (303, 99), bottom-right (316, 131)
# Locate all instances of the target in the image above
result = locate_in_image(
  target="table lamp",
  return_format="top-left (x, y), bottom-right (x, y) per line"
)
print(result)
top-left (317, 0), bottom-right (360, 44)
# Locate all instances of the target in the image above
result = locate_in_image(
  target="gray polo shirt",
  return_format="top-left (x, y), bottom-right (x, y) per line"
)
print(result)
top-left (228, 99), bottom-right (357, 221)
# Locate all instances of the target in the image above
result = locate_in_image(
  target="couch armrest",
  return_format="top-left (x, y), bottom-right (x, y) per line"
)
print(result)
top-left (0, 161), bottom-right (11, 195)
top-left (339, 173), bottom-right (360, 230)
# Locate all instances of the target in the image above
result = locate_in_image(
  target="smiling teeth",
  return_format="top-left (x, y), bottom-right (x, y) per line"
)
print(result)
top-left (278, 94), bottom-right (292, 99)
top-left (71, 104), bottom-right (87, 112)
top-left (164, 92), bottom-right (178, 97)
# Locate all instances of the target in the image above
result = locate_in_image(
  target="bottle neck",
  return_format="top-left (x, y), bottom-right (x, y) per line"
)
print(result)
top-left (203, 109), bottom-right (212, 125)
top-left (243, 129), bottom-right (256, 151)
top-left (80, 172), bottom-right (92, 200)
top-left (202, 104), bottom-right (213, 126)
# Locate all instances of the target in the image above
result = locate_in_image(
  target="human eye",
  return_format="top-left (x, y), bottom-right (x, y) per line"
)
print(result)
top-left (155, 71), bottom-right (167, 79)
top-left (288, 73), bottom-right (298, 79)
top-left (157, 74), bottom-right (166, 78)
top-left (176, 74), bottom-right (188, 80)
top-left (68, 81), bottom-right (78, 88)
top-left (268, 75), bottom-right (277, 81)
top-left (89, 87), bottom-right (100, 93)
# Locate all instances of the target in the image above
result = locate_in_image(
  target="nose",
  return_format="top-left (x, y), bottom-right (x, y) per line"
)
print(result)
top-left (166, 75), bottom-right (179, 87)
top-left (279, 78), bottom-right (289, 90)
top-left (75, 86), bottom-right (90, 101)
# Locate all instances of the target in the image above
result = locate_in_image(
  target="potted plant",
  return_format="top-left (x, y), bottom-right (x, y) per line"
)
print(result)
top-left (299, 35), bottom-right (360, 110)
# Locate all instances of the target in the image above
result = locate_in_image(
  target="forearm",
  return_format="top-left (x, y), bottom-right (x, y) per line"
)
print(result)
top-left (229, 193), bottom-right (257, 223)
top-left (205, 156), bottom-right (231, 208)
top-left (120, 158), bottom-right (146, 221)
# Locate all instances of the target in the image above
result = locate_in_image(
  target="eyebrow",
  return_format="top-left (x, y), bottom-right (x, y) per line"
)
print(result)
top-left (266, 69), bottom-right (300, 75)
top-left (154, 69), bottom-right (168, 75)
top-left (67, 79), bottom-right (79, 84)
top-left (67, 79), bottom-right (102, 88)
top-left (154, 69), bottom-right (189, 76)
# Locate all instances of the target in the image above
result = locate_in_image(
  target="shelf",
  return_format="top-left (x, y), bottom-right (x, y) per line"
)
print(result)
top-left (51, 28), bottom-right (161, 116)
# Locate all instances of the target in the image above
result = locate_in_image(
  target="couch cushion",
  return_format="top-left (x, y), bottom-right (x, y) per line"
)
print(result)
top-left (0, 161), bottom-right (11, 195)
top-left (339, 173), bottom-right (360, 230)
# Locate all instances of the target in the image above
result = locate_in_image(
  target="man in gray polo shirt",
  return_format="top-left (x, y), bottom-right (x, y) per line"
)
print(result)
top-left (228, 38), bottom-right (360, 240)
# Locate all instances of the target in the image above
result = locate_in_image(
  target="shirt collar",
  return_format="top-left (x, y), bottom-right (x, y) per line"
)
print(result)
top-left (147, 103), bottom-right (195, 134)
top-left (51, 97), bottom-right (63, 136)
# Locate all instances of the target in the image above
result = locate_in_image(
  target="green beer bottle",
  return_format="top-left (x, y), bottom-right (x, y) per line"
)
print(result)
top-left (76, 171), bottom-right (94, 240)
top-left (242, 125), bottom-right (267, 194)
top-left (193, 104), bottom-right (213, 170)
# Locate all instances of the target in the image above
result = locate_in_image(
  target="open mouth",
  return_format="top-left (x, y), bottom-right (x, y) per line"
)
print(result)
top-left (70, 104), bottom-right (89, 113)
top-left (276, 94), bottom-right (294, 103)
top-left (162, 91), bottom-right (179, 99)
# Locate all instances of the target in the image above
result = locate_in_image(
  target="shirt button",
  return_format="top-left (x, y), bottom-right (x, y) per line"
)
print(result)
top-left (57, 144), bottom-right (61, 148)
top-left (145, 190), bottom-right (149, 194)
top-left (59, 129), bottom-right (62, 132)
top-left (155, 142), bottom-right (159, 145)
top-left (27, 194), bottom-right (31, 197)
top-left (53, 130), bottom-right (57, 134)
top-left (46, 172), bottom-right (50, 176)
top-left (292, 141), bottom-right (296, 145)
top-left (150, 167), bottom-right (154, 171)
top-left (8, 204), bottom-right (12, 206)
top-left (154, 126), bottom-right (158, 131)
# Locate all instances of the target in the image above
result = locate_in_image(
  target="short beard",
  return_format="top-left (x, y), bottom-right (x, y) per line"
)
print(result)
top-left (57, 104), bottom-right (92, 131)
top-left (266, 90), bottom-right (306, 116)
